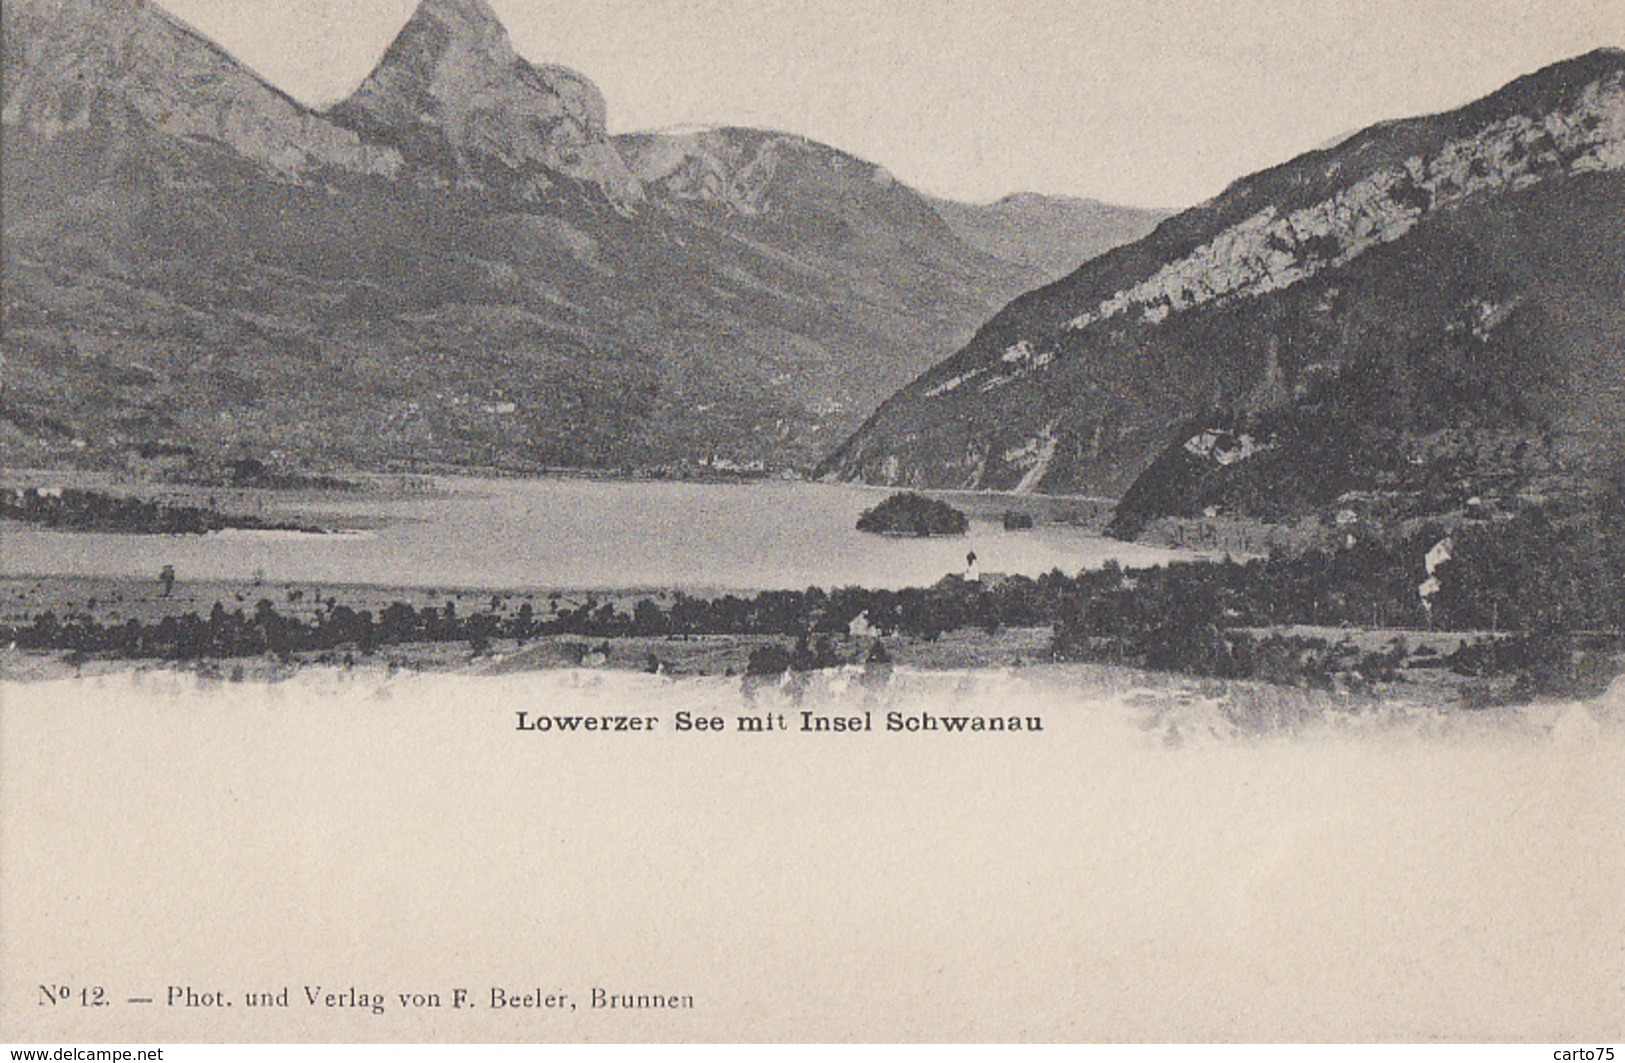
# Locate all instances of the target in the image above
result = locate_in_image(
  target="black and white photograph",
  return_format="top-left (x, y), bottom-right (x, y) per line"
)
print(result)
top-left (1, 0), bottom-right (1622, 1047)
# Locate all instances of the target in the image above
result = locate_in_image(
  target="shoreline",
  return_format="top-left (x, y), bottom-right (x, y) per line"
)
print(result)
top-left (1, 469), bottom-right (1614, 708)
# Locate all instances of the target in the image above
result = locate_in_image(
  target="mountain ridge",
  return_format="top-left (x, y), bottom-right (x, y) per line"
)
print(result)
top-left (924, 192), bottom-right (1171, 282)
top-left (2, 0), bottom-right (1111, 475)
top-left (327, 0), bottom-right (642, 207)
top-left (1, 0), bottom-right (403, 179)
top-left (820, 48), bottom-right (1625, 503)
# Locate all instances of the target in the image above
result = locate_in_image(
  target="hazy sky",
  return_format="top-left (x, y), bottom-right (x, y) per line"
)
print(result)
top-left (160, 0), bottom-right (1622, 207)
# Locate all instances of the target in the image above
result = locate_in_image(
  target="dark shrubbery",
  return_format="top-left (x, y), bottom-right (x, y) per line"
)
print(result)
top-left (0, 487), bottom-right (320, 535)
top-left (1446, 634), bottom-right (1618, 701)
top-left (745, 644), bottom-right (797, 676)
top-left (856, 492), bottom-right (968, 537)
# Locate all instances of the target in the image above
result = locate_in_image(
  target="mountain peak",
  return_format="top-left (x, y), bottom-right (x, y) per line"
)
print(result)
top-left (2, 0), bottom-right (400, 178)
top-left (412, 0), bottom-right (506, 24)
top-left (329, 0), bottom-right (640, 205)
top-left (394, 0), bottom-right (517, 72)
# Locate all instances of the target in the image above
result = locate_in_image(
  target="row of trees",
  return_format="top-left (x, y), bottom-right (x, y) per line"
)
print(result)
top-left (4, 580), bottom-right (1018, 662)
top-left (1, 487), bottom-right (319, 535)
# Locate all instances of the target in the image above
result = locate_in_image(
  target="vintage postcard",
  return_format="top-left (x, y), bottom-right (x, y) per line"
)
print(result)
top-left (2, 0), bottom-right (1622, 1045)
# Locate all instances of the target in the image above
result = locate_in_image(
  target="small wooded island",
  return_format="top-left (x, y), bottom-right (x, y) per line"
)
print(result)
top-left (856, 492), bottom-right (969, 537)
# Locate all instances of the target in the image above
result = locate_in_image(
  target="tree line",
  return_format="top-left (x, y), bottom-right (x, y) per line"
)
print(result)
top-left (1, 487), bottom-right (320, 535)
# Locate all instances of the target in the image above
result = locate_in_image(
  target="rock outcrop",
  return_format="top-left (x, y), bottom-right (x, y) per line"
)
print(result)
top-left (2, 0), bottom-right (400, 178)
top-left (328, 0), bottom-right (640, 207)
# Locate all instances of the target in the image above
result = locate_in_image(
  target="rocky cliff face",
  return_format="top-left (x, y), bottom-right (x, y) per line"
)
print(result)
top-left (619, 127), bottom-right (812, 216)
top-left (821, 49), bottom-right (1625, 500)
top-left (1064, 73), bottom-right (1624, 332)
top-left (1, 0), bottom-right (401, 178)
top-left (619, 126), bottom-right (990, 262)
top-left (329, 0), bottom-right (640, 207)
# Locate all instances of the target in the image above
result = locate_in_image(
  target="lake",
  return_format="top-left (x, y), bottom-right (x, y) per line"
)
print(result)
top-left (0, 476), bottom-right (1206, 591)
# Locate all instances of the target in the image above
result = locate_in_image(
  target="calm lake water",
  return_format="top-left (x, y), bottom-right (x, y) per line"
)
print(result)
top-left (1, 476), bottom-right (1202, 591)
